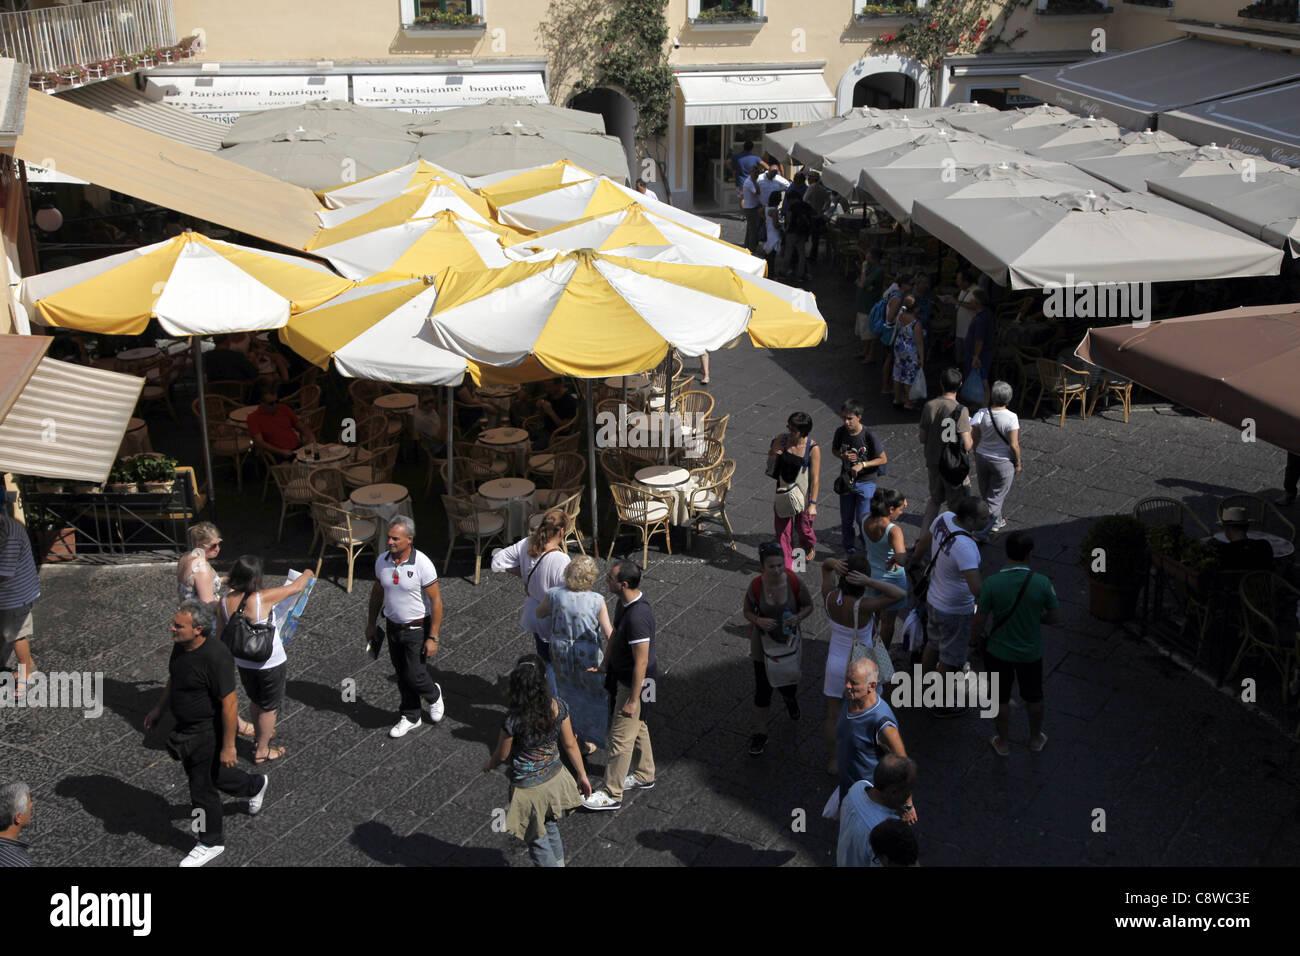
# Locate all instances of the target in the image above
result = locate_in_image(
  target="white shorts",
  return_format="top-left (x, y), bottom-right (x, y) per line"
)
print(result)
top-left (823, 628), bottom-right (874, 697)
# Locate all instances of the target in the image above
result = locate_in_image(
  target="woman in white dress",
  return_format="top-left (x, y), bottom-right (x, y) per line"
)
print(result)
top-left (177, 522), bottom-right (222, 605)
top-left (818, 554), bottom-right (906, 776)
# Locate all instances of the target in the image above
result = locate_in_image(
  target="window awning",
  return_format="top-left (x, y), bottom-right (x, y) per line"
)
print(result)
top-left (676, 69), bottom-right (835, 127)
top-left (13, 90), bottom-right (325, 251)
top-left (0, 336), bottom-right (143, 484)
top-left (1159, 80), bottom-right (1300, 169)
top-left (1019, 38), bottom-right (1300, 132)
top-left (56, 79), bottom-right (226, 151)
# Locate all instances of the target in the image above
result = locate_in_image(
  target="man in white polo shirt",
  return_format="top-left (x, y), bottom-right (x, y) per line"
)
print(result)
top-left (365, 515), bottom-right (445, 738)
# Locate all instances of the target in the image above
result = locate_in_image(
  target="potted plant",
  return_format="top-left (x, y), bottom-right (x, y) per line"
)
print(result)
top-left (107, 458), bottom-right (140, 494)
top-left (1080, 514), bottom-right (1149, 622)
top-left (85, 61), bottom-right (106, 80)
top-left (139, 47), bottom-right (157, 68)
top-left (29, 73), bottom-right (56, 91)
top-left (178, 35), bottom-right (200, 57)
top-left (136, 454), bottom-right (178, 493)
top-left (24, 505), bottom-right (75, 564)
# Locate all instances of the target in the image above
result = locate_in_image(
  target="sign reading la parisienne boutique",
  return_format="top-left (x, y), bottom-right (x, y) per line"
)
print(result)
top-left (145, 75), bottom-right (350, 124)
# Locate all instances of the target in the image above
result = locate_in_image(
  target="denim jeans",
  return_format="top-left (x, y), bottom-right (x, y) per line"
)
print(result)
top-left (838, 480), bottom-right (876, 553)
top-left (533, 635), bottom-right (559, 697)
top-left (528, 818), bottom-right (565, 867)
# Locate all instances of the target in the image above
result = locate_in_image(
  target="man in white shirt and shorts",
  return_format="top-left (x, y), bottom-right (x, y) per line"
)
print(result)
top-left (365, 515), bottom-right (446, 738)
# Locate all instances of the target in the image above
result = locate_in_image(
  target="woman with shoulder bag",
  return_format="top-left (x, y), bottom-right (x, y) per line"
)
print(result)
top-left (819, 554), bottom-right (906, 776)
top-left (970, 380), bottom-right (1022, 542)
top-left (220, 555), bottom-right (314, 764)
top-left (861, 488), bottom-right (911, 652)
top-left (766, 411), bottom-right (821, 570)
top-left (741, 541), bottom-right (815, 757)
top-left (891, 297), bottom-right (925, 411)
top-left (491, 509), bottom-right (573, 695)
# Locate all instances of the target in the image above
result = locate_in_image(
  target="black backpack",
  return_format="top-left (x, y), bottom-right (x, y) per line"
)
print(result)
top-left (936, 403), bottom-right (970, 486)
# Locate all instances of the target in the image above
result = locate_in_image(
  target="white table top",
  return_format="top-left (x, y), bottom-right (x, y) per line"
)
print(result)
top-left (636, 465), bottom-right (690, 488)
top-left (350, 483), bottom-right (410, 507)
top-left (478, 426), bottom-right (530, 446)
top-left (479, 477), bottom-right (535, 501)
top-left (373, 393), bottom-right (418, 411)
top-left (605, 374), bottom-right (652, 389)
top-left (228, 405), bottom-right (258, 424)
top-left (1210, 530), bottom-right (1295, 558)
top-left (296, 442), bottom-right (349, 464)
top-left (117, 347), bottom-right (159, 362)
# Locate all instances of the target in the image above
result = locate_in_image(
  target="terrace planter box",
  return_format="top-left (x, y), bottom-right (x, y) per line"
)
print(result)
top-left (30, 527), bottom-right (76, 565)
top-left (401, 20), bottom-right (487, 38)
top-left (689, 15), bottom-right (768, 29)
top-left (853, 12), bottom-right (912, 26)
top-left (1088, 577), bottom-right (1141, 622)
top-left (1037, 0), bottom-right (1112, 15)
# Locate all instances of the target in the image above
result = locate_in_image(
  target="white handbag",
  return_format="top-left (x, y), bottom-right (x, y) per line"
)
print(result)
top-left (848, 597), bottom-right (894, 686)
top-left (909, 369), bottom-right (928, 403)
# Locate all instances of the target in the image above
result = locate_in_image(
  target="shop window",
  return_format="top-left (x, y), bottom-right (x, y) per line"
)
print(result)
top-left (1237, 0), bottom-right (1298, 22)
top-left (689, 0), bottom-right (768, 23)
top-left (402, 0), bottom-right (484, 26)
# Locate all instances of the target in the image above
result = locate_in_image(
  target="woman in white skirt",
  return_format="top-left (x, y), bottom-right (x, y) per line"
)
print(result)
top-left (818, 554), bottom-right (906, 776)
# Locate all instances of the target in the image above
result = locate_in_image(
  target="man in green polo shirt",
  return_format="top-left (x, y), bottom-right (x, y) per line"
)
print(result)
top-left (973, 531), bottom-right (1060, 756)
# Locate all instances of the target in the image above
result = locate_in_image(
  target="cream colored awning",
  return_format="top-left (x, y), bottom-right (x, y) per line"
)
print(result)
top-left (56, 79), bottom-right (226, 151)
top-left (0, 352), bottom-right (144, 484)
top-left (13, 90), bottom-right (324, 250)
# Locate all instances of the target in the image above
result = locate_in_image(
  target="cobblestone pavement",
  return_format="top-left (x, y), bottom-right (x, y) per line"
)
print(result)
top-left (4, 213), bottom-right (1299, 867)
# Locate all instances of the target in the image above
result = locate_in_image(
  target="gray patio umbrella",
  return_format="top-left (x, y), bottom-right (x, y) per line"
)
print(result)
top-left (790, 115), bottom-right (942, 169)
top-left (414, 123), bottom-right (630, 181)
top-left (1036, 128), bottom-right (1193, 166)
top-left (221, 99), bottom-right (414, 147)
top-left (943, 104), bottom-right (1079, 137)
top-left (405, 98), bottom-right (606, 135)
top-left (1147, 166), bottom-right (1300, 256)
top-left (911, 188), bottom-right (1284, 289)
top-left (821, 128), bottom-right (1033, 197)
top-left (1069, 143), bottom-right (1252, 193)
top-left (995, 114), bottom-right (1122, 159)
top-left (220, 130), bottom-right (419, 191)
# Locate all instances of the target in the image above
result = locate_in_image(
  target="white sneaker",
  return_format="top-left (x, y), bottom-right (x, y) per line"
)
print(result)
top-left (581, 789), bottom-right (621, 812)
top-left (389, 715), bottom-right (422, 738)
top-left (622, 775), bottom-right (655, 792)
top-left (179, 843), bottom-right (225, 867)
top-left (248, 774), bottom-right (270, 815)
top-left (424, 685), bottom-right (445, 723)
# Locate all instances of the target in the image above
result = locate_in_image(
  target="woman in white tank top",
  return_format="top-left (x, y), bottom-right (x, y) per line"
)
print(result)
top-left (818, 554), bottom-right (906, 776)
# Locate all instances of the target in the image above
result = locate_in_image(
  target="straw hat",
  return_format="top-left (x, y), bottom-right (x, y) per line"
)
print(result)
top-left (1220, 506), bottom-right (1250, 526)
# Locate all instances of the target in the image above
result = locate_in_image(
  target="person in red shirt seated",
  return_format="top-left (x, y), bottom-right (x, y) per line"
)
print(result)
top-left (247, 385), bottom-right (314, 460)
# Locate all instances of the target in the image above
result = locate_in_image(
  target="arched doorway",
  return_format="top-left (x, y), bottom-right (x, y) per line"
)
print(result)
top-left (567, 87), bottom-right (639, 186)
top-left (836, 54), bottom-right (931, 114)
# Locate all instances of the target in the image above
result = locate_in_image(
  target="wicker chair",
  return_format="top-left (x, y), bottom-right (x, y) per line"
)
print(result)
top-left (599, 448), bottom-right (631, 484)
top-left (682, 435), bottom-right (724, 471)
top-left (686, 458), bottom-right (736, 549)
top-left (1089, 374), bottom-right (1133, 422)
top-left (308, 466), bottom-right (348, 504)
top-left (548, 452), bottom-right (587, 491)
top-left (527, 431), bottom-right (582, 485)
top-left (298, 404), bottom-right (326, 437)
top-left (1217, 493), bottom-right (1296, 543)
top-left (1133, 495), bottom-right (1212, 537)
top-left (342, 443), bottom-right (398, 490)
top-left (283, 383), bottom-right (322, 412)
top-left (675, 389), bottom-right (715, 424)
top-left (1227, 572), bottom-right (1300, 717)
top-left (529, 486), bottom-right (586, 555)
top-left (442, 493), bottom-right (508, 585)
top-left (1011, 348), bottom-right (1043, 413)
top-left (191, 395), bottom-right (239, 424)
top-left (456, 440), bottom-right (511, 479)
top-left (311, 500), bottom-right (378, 593)
top-left (447, 455), bottom-right (500, 493)
top-left (702, 413), bottom-right (729, 443)
top-left (205, 419), bottom-right (254, 491)
top-left (348, 379), bottom-right (385, 407)
top-left (269, 462), bottom-right (315, 541)
top-left (608, 482), bottom-right (675, 566)
top-left (1032, 358), bottom-right (1089, 427)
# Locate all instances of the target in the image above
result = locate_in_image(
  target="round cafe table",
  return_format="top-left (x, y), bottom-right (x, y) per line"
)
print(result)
top-left (635, 465), bottom-right (695, 525)
top-left (348, 482), bottom-right (412, 550)
top-left (1209, 531), bottom-right (1296, 559)
top-left (478, 477), bottom-right (536, 539)
top-left (373, 393), bottom-right (418, 413)
top-left (477, 426), bottom-right (531, 474)
top-left (476, 384), bottom-right (521, 417)
top-left (117, 346), bottom-right (159, 363)
top-left (228, 405), bottom-right (259, 426)
top-left (293, 443), bottom-right (350, 479)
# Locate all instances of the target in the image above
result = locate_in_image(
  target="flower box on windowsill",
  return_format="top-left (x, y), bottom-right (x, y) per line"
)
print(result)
top-left (688, 14), bottom-right (768, 30)
top-left (1237, 2), bottom-right (1298, 22)
top-left (1122, 0), bottom-right (1172, 7)
top-left (852, 12), bottom-right (913, 27)
top-left (402, 19), bottom-right (487, 38)
top-left (1036, 0), bottom-right (1112, 17)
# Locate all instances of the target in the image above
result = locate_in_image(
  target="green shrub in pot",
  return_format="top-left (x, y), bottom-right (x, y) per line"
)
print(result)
top-left (136, 454), bottom-right (178, 490)
top-left (1080, 514), bottom-right (1149, 621)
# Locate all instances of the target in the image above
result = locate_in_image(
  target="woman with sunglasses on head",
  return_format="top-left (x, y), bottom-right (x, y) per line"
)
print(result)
top-left (482, 654), bottom-right (592, 867)
top-left (491, 509), bottom-right (573, 695)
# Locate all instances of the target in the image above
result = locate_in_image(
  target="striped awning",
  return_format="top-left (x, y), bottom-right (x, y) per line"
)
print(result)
top-left (0, 339), bottom-right (143, 484)
top-left (55, 79), bottom-right (226, 151)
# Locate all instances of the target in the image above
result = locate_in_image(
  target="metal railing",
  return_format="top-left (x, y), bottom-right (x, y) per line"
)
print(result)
top-left (0, 0), bottom-right (177, 75)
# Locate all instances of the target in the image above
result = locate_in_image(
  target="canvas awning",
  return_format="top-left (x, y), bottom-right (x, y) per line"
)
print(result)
top-left (1159, 80), bottom-right (1300, 169)
top-left (13, 90), bottom-right (325, 250)
top-left (0, 335), bottom-right (143, 484)
top-left (55, 80), bottom-right (226, 151)
top-left (1019, 38), bottom-right (1300, 132)
top-left (676, 69), bottom-right (835, 126)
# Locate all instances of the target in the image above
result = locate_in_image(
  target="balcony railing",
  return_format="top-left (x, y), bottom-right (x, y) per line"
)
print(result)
top-left (0, 0), bottom-right (178, 76)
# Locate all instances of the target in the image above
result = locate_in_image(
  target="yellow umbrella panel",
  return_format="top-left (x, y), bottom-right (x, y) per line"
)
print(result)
top-left (315, 210), bottom-right (519, 282)
top-left (306, 181), bottom-right (506, 250)
top-left (316, 159), bottom-right (469, 207)
top-left (470, 159), bottom-right (597, 208)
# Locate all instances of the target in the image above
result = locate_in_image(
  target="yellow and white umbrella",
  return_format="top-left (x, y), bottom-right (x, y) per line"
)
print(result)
top-left (20, 232), bottom-right (352, 336)
top-left (313, 210), bottom-right (524, 281)
top-left (280, 278), bottom-right (551, 386)
top-left (307, 181), bottom-right (501, 249)
top-left (469, 159), bottom-right (598, 205)
top-left (427, 250), bottom-right (824, 378)
top-left (506, 203), bottom-right (764, 276)
top-left (316, 159), bottom-right (470, 208)
top-left (490, 176), bottom-right (723, 237)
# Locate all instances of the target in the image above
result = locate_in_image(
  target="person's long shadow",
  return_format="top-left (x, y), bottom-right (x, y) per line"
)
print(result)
top-left (350, 820), bottom-right (507, 866)
top-left (99, 677), bottom-right (169, 752)
top-left (55, 774), bottom-right (195, 853)
top-left (638, 829), bottom-right (797, 866)
top-left (432, 670), bottom-right (509, 747)
top-left (284, 679), bottom-right (392, 730)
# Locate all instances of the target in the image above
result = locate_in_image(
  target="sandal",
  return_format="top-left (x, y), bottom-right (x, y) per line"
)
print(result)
top-left (238, 719), bottom-right (256, 738)
top-left (14, 669), bottom-right (40, 701)
top-left (990, 735), bottom-right (1010, 757)
top-left (1028, 732), bottom-right (1048, 753)
top-left (254, 745), bottom-right (287, 763)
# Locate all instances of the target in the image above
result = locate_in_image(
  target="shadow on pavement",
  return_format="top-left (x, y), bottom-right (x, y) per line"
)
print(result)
top-left (55, 773), bottom-right (196, 853)
top-left (350, 820), bottom-right (507, 866)
top-left (284, 678), bottom-right (393, 731)
top-left (637, 829), bottom-right (797, 866)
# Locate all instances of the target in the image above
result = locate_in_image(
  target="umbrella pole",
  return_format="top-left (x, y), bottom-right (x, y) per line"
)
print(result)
top-left (193, 337), bottom-right (217, 522)
top-left (446, 385), bottom-right (455, 493)
top-left (663, 352), bottom-right (674, 465)
top-left (586, 384), bottom-right (598, 555)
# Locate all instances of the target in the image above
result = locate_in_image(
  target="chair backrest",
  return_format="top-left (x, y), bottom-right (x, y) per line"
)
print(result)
top-left (437, 461), bottom-right (480, 497)
top-left (609, 482), bottom-right (658, 522)
top-left (441, 493), bottom-right (500, 542)
top-left (600, 448), bottom-right (629, 483)
top-left (356, 412), bottom-right (389, 448)
top-left (676, 389), bottom-right (715, 422)
top-left (285, 383), bottom-right (322, 411)
top-left (348, 379), bottom-right (385, 406)
top-left (671, 374), bottom-right (696, 395)
top-left (596, 398), bottom-right (623, 420)
top-left (453, 455), bottom-right (499, 486)
top-left (311, 500), bottom-right (363, 546)
top-left (192, 395), bottom-right (238, 422)
top-left (550, 452), bottom-right (587, 489)
top-left (548, 431), bottom-right (581, 454)
top-left (367, 444), bottom-right (399, 482)
top-left (1035, 358), bottom-right (1073, 391)
top-left (299, 405), bottom-right (327, 434)
top-left (269, 462), bottom-right (309, 497)
top-left (206, 380), bottom-right (250, 403)
top-left (1218, 493), bottom-right (1296, 543)
top-left (1133, 495), bottom-right (1183, 529)
top-left (687, 436), bottom-right (724, 469)
top-left (307, 466), bottom-right (347, 503)
top-left (704, 413), bottom-right (729, 442)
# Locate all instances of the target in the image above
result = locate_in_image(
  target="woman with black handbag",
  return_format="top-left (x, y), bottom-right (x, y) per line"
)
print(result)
top-left (766, 411), bottom-right (821, 569)
top-left (220, 556), bottom-right (313, 764)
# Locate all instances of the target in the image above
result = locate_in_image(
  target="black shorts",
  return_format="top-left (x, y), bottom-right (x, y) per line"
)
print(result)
top-left (984, 649), bottom-right (1043, 705)
top-left (238, 661), bottom-right (286, 711)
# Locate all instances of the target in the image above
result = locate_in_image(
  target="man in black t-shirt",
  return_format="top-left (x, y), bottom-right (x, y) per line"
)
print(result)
top-left (145, 600), bottom-right (268, 868)
top-left (203, 337), bottom-right (258, 384)
top-left (1214, 507), bottom-right (1274, 573)
top-left (534, 379), bottom-right (579, 448)
top-left (582, 560), bottom-right (656, 812)
top-left (831, 400), bottom-right (887, 554)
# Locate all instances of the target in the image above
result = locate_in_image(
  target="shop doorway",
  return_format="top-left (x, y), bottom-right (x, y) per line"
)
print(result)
top-left (852, 73), bottom-right (918, 110)
top-left (567, 87), bottom-right (638, 185)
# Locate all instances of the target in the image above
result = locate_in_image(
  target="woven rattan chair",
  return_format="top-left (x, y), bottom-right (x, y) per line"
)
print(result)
top-left (311, 500), bottom-right (377, 593)
top-left (307, 466), bottom-right (348, 504)
top-left (342, 443), bottom-right (398, 490)
top-left (686, 458), bottom-right (736, 549)
top-left (702, 413), bottom-right (729, 443)
top-left (269, 462), bottom-right (315, 541)
top-left (442, 493), bottom-right (508, 585)
top-left (1133, 495), bottom-right (1212, 537)
top-left (608, 482), bottom-right (674, 566)
top-left (527, 432), bottom-right (582, 485)
top-left (205, 419), bottom-right (254, 491)
top-left (1032, 358), bottom-right (1089, 427)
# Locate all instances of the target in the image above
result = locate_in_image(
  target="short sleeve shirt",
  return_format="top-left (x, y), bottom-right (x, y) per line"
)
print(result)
top-left (0, 516), bottom-right (40, 609)
top-left (168, 637), bottom-right (237, 732)
top-left (831, 426), bottom-right (884, 482)
top-left (504, 696), bottom-right (570, 788)
top-left (920, 397), bottom-right (970, 468)
top-left (836, 695), bottom-right (899, 799)
top-left (926, 514), bottom-right (982, 614)
top-left (376, 549), bottom-right (438, 623)
top-left (970, 408), bottom-right (1019, 461)
top-left (980, 567), bottom-right (1058, 663)
top-left (837, 781), bottom-right (900, 867)
top-left (606, 595), bottom-right (657, 696)
top-left (491, 541), bottom-right (571, 637)
top-left (246, 403), bottom-right (302, 452)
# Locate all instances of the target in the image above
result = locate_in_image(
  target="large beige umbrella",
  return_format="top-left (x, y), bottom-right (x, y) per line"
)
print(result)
top-left (405, 98), bottom-right (605, 134)
top-left (221, 130), bottom-right (418, 191)
top-left (414, 123), bottom-right (630, 181)
top-left (220, 99), bottom-right (414, 147)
